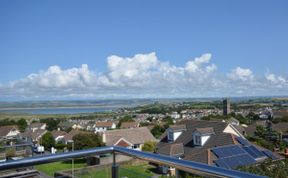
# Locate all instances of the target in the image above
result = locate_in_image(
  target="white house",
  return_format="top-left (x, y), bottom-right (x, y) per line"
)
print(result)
top-left (29, 123), bottom-right (47, 132)
top-left (0, 126), bottom-right (20, 141)
top-left (94, 121), bottom-right (116, 133)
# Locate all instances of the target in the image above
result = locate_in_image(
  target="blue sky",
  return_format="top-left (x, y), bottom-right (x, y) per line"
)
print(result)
top-left (0, 1), bottom-right (288, 99)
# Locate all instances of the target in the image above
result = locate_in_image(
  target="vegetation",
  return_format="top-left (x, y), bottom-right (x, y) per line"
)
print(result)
top-left (272, 116), bottom-right (288, 123)
top-left (72, 133), bottom-right (104, 150)
top-left (248, 125), bottom-right (287, 151)
top-left (5, 148), bottom-right (15, 159)
top-left (41, 118), bottom-right (61, 131)
top-left (238, 159), bottom-right (288, 178)
top-left (142, 141), bottom-right (157, 152)
top-left (77, 163), bottom-right (155, 178)
top-left (42, 132), bottom-right (55, 150)
top-left (0, 118), bottom-right (27, 132)
top-left (117, 115), bottom-right (134, 128)
top-left (36, 159), bottom-right (86, 176)
top-left (151, 125), bottom-right (166, 139)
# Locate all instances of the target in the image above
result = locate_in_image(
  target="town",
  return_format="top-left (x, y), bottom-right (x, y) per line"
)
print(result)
top-left (0, 97), bottom-right (288, 177)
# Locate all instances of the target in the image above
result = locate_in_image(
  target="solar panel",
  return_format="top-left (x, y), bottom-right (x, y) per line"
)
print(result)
top-left (262, 150), bottom-right (277, 160)
top-left (236, 137), bottom-right (250, 146)
top-left (243, 145), bottom-right (265, 159)
top-left (214, 159), bottom-right (230, 169)
top-left (215, 154), bottom-right (256, 169)
top-left (212, 145), bottom-right (246, 158)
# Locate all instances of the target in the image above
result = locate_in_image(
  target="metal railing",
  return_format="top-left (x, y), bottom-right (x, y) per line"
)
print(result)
top-left (0, 146), bottom-right (266, 178)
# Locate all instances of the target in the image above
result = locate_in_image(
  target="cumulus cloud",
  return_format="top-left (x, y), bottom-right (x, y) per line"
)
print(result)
top-left (10, 64), bottom-right (96, 89)
top-left (0, 52), bottom-right (287, 99)
top-left (228, 67), bottom-right (254, 81)
top-left (265, 73), bottom-right (288, 89)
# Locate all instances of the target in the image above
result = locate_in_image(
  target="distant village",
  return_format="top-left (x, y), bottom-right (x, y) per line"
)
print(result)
top-left (0, 98), bottom-right (288, 177)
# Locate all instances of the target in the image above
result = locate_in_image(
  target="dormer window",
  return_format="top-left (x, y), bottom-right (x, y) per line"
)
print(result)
top-left (168, 130), bottom-right (174, 141)
top-left (167, 125), bottom-right (186, 142)
top-left (193, 127), bottom-right (215, 146)
top-left (194, 135), bottom-right (201, 145)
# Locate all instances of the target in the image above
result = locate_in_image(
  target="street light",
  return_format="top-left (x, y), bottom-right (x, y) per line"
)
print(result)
top-left (71, 140), bottom-right (74, 177)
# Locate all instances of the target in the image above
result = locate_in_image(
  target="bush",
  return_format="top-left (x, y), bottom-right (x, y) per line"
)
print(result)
top-left (142, 141), bottom-right (157, 152)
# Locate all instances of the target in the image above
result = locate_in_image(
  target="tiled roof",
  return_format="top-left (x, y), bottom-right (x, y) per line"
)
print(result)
top-left (120, 122), bottom-right (139, 129)
top-left (95, 121), bottom-right (114, 127)
top-left (0, 126), bottom-right (18, 137)
top-left (21, 129), bottom-right (47, 141)
top-left (157, 120), bottom-right (235, 164)
top-left (63, 130), bottom-right (86, 141)
top-left (58, 121), bottom-right (73, 128)
top-left (115, 139), bottom-right (131, 147)
top-left (169, 125), bottom-right (186, 132)
top-left (104, 127), bottom-right (156, 146)
top-left (30, 123), bottom-right (45, 128)
top-left (51, 130), bottom-right (67, 138)
top-left (194, 127), bottom-right (214, 135)
top-left (157, 143), bottom-right (184, 156)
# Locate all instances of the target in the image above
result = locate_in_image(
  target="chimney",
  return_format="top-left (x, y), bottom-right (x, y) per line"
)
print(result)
top-left (102, 133), bottom-right (106, 143)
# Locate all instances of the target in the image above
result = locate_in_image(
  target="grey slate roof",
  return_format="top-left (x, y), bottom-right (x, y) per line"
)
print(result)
top-left (157, 143), bottom-right (184, 157)
top-left (21, 129), bottom-right (47, 141)
top-left (194, 127), bottom-right (215, 135)
top-left (30, 123), bottom-right (45, 129)
top-left (104, 127), bottom-right (156, 146)
top-left (0, 126), bottom-right (18, 137)
top-left (170, 124), bottom-right (186, 132)
top-left (157, 120), bottom-right (235, 164)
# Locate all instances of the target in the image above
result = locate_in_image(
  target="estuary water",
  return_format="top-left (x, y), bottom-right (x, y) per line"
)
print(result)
top-left (0, 107), bottom-right (116, 114)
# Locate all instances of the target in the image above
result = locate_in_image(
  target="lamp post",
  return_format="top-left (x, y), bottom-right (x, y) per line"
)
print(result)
top-left (71, 140), bottom-right (74, 177)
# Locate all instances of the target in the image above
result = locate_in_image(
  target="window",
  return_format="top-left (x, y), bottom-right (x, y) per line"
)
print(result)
top-left (194, 135), bottom-right (201, 145)
top-left (168, 131), bottom-right (174, 141)
top-left (132, 144), bottom-right (140, 149)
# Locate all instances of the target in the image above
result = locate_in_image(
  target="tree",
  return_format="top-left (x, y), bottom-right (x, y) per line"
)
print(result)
top-left (151, 125), bottom-right (165, 139)
top-left (5, 148), bottom-right (15, 159)
top-left (17, 118), bottom-right (27, 132)
top-left (42, 118), bottom-right (60, 131)
top-left (72, 133), bottom-right (104, 150)
top-left (142, 141), bottom-right (156, 152)
top-left (117, 115), bottom-right (134, 128)
top-left (41, 132), bottom-right (55, 150)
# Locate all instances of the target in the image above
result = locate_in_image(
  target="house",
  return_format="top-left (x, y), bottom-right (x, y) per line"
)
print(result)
top-left (94, 121), bottom-right (116, 133)
top-left (21, 129), bottom-right (47, 143)
top-left (171, 112), bottom-right (180, 119)
top-left (63, 130), bottom-right (85, 144)
top-left (103, 127), bottom-right (156, 150)
top-left (228, 118), bottom-right (240, 126)
top-left (72, 123), bottom-right (85, 130)
top-left (51, 130), bottom-right (67, 143)
top-left (157, 120), bottom-right (279, 172)
top-left (120, 122), bottom-right (139, 129)
top-left (245, 121), bottom-right (288, 142)
top-left (0, 126), bottom-right (20, 141)
top-left (58, 121), bottom-right (73, 131)
top-left (29, 123), bottom-right (46, 132)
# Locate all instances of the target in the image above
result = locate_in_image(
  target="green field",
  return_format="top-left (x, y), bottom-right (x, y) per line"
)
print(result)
top-left (77, 163), bottom-right (155, 178)
top-left (36, 160), bottom-right (157, 178)
top-left (35, 159), bottom-right (86, 176)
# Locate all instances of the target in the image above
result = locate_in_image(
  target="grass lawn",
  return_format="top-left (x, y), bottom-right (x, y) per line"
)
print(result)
top-left (77, 163), bottom-right (156, 178)
top-left (35, 159), bottom-right (86, 176)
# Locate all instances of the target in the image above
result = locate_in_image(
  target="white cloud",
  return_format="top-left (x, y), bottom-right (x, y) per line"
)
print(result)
top-left (228, 67), bottom-right (254, 81)
top-left (265, 73), bottom-right (288, 89)
top-left (0, 52), bottom-right (287, 99)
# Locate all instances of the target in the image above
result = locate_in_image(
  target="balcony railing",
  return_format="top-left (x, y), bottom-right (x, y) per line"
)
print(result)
top-left (0, 146), bottom-right (266, 178)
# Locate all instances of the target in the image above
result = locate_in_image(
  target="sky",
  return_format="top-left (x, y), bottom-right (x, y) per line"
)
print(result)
top-left (0, 0), bottom-right (288, 100)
